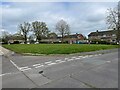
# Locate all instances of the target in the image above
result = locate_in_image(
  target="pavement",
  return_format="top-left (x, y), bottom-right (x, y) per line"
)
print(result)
top-left (0, 46), bottom-right (119, 89)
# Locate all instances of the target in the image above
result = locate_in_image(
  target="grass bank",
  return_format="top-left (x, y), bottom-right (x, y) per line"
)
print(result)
top-left (2, 44), bottom-right (119, 55)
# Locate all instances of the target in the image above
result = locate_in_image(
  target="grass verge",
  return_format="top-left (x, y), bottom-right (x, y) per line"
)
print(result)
top-left (2, 44), bottom-right (119, 55)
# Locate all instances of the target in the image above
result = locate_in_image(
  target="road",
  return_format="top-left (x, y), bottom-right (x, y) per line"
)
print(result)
top-left (1, 48), bottom-right (118, 88)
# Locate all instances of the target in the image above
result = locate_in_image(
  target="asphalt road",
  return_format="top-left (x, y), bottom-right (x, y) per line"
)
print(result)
top-left (1, 49), bottom-right (118, 88)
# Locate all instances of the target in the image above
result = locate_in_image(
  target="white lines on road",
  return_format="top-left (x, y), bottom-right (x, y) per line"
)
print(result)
top-left (67, 59), bottom-right (74, 61)
top-left (47, 63), bottom-right (57, 66)
top-left (20, 67), bottom-right (31, 71)
top-left (10, 60), bottom-right (20, 70)
top-left (106, 61), bottom-right (111, 63)
top-left (8, 53), bottom-right (103, 73)
top-left (33, 64), bottom-right (41, 67)
top-left (58, 61), bottom-right (66, 63)
top-left (55, 59), bottom-right (62, 62)
top-left (10, 60), bottom-right (32, 72)
top-left (35, 65), bottom-right (44, 68)
top-left (0, 73), bottom-right (12, 76)
top-left (19, 66), bottom-right (29, 70)
top-left (45, 61), bottom-right (52, 64)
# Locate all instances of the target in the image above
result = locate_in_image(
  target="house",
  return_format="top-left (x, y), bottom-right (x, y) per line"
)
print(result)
top-left (64, 33), bottom-right (86, 44)
top-left (41, 33), bottom-right (86, 44)
top-left (8, 35), bottom-right (25, 44)
top-left (88, 29), bottom-right (117, 43)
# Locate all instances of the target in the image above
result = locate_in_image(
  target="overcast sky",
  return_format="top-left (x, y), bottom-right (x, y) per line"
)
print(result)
top-left (1, 1), bottom-right (118, 36)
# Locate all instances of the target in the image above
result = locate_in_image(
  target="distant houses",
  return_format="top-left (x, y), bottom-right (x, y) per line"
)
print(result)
top-left (88, 29), bottom-right (117, 44)
top-left (41, 33), bottom-right (86, 44)
top-left (8, 35), bottom-right (25, 44)
top-left (4, 29), bottom-right (118, 44)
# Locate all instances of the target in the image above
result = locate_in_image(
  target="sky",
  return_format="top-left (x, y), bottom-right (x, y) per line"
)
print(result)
top-left (1, 1), bottom-right (118, 37)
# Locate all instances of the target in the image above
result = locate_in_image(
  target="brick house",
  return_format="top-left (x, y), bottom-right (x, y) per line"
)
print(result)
top-left (88, 29), bottom-right (117, 43)
top-left (41, 33), bottom-right (86, 44)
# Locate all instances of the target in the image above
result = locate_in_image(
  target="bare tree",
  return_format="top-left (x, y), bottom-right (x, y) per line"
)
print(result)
top-left (48, 32), bottom-right (58, 43)
top-left (1, 31), bottom-right (10, 43)
top-left (56, 19), bottom-right (70, 43)
top-left (106, 1), bottom-right (120, 42)
top-left (32, 21), bottom-right (49, 43)
top-left (19, 22), bottom-right (31, 44)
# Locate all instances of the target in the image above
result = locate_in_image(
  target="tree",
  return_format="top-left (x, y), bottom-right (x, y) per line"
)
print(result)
top-left (19, 22), bottom-right (31, 44)
top-left (1, 31), bottom-right (10, 43)
top-left (32, 21), bottom-right (49, 43)
top-left (106, 1), bottom-right (120, 42)
top-left (56, 19), bottom-right (70, 43)
top-left (29, 34), bottom-right (35, 44)
top-left (48, 32), bottom-right (58, 43)
top-left (48, 32), bottom-right (57, 39)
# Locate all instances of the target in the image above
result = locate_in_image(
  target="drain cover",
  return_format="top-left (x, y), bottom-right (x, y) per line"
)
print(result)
top-left (39, 71), bottom-right (43, 74)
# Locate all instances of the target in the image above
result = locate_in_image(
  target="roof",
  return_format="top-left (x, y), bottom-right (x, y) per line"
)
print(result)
top-left (88, 30), bottom-right (116, 37)
top-left (9, 35), bottom-right (24, 40)
top-left (64, 33), bottom-right (84, 38)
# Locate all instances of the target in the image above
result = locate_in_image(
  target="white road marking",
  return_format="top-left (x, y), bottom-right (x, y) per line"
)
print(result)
top-left (47, 63), bottom-right (57, 66)
top-left (78, 56), bottom-right (84, 58)
top-left (74, 58), bottom-right (81, 60)
top-left (35, 65), bottom-right (44, 68)
top-left (10, 60), bottom-right (20, 70)
top-left (65, 58), bottom-right (69, 60)
top-left (45, 61), bottom-right (52, 64)
top-left (20, 68), bottom-right (31, 71)
top-left (0, 73), bottom-right (12, 76)
top-left (33, 64), bottom-right (41, 67)
top-left (19, 66), bottom-right (29, 70)
top-left (71, 57), bottom-right (76, 59)
top-left (58, 61), bottom-right (66, 63)
top-left (56, 60), bottom-right (62, 62)
top-left (82, 57), bottom-right (86, 58)
top-left (106, 61), bottom-right (111, 63)
top-left (94, 55), bottom-right (98, 56)
top-left (67, 59), bottom-right (74, 61)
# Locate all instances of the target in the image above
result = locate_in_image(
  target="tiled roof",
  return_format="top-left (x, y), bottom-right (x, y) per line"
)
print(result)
top-left (88, 30), bottom-right (116, 37)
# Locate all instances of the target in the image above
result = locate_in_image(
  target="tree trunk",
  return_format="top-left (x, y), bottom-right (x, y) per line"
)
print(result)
top-left (24, 35), bottom-right (27, 44)
top-left (61, 33), bottom-right (64, 43)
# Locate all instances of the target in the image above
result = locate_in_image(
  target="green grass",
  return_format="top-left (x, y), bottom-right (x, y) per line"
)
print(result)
top-left (2, 44), bottom-right (119, 55)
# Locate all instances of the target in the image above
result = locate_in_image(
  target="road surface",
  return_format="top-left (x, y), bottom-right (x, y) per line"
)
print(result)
top-left (0, 48), bottom-right (118, 88)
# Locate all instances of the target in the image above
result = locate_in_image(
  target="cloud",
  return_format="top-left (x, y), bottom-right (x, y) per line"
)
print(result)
top-left (1, 0), bottom-right (119, 2)
top-left (1, 2), bottom-right (118, 36)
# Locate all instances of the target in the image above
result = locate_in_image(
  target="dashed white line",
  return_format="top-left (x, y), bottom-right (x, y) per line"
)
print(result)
top-left (58, 61), bottom-right (66, 63)
top-left (19, 66), bottom-right (29, 70)
top-left (33, 64), bottom-right (41, 67)
top-left (35, 65), bottom-right (44, 68)
top-left (45, 61), bottom-right (52, 64)
top-left (65, 58), bottom-right (69, 60)
top-left (20, 68), bottom-right (32, 71)
top-left (0, 73), bottom-right (12, 76)
top-left (106, 61), bottom-right (111, 63)
top-left (94, 55), bottom-right (98, 56)
top-left (67, 59), bottom-right (74, 61)
top-left (47, 63), bottom-right (57, 66)
top-left (71, 57), bottom-right (76, 59)
top-left (74, 58), bottom-right (81, 60)
top-left (56, 60), bottom-right (62, 62)
top-left (78, 56), bottom-right (84, 58)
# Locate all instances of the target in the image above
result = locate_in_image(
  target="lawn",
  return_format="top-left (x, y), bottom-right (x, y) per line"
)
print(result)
top-left (2, 44), bottom-right (119, 55)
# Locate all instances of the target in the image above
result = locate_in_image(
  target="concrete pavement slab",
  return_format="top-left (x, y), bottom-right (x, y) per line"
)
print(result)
top-left (39, 76), bottom-right (90, 88)
top-left (71, 66), bottom-right (118, 88)
top-left (2, 72), bottom-right (37, 88)
top-left (24, 68), bottom-right (51, 87)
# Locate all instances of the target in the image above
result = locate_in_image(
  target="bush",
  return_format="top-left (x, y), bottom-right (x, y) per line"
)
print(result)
top-left (13, 41), bottom-right (20, 44)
